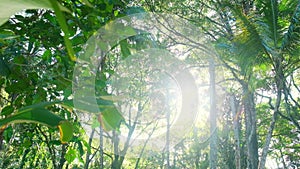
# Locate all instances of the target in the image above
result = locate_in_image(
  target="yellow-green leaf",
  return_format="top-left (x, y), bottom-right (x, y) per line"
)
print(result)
top-left (58, 121), bottom-right (73, 143)
top-left (98, 107), bottom-right (124, 131)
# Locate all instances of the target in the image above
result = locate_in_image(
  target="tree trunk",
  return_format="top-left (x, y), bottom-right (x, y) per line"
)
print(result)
top-left (209, 58), bottom-right (218, 169)
top-left (100, 127), bottom-right (104, 169)
top-left (259, 56), bottom-right (284, 169)
top-left (230, 95), bottom-right (241, 169)
top-left (166, 106), bottom-right (170, 169)
top-left (112, 130), bottom-right (121, 169)
top-left (242, 83), bottom-right (259, 169)
top-left (84, 129), bottom-right (95, 169)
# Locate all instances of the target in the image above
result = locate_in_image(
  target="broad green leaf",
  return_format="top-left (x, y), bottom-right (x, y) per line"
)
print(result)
top-left (0, 105), bottom-right (14, 116)
top-left (9, 98), bottom-right (124, 134)
top-left (18, 100), bottom-right (62, 113)
top-left (0, 105), bottom-right (73, 143)
top-left (98, 107), bottom-right (124, 131)
top-left (0, 108), bottom-right (63, 128)
top-left (58, 121), bottom-right (73, 143)
top-left (0, 0), bottom-right (70, 26)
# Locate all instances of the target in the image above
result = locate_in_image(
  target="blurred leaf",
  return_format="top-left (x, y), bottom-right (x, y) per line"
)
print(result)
top-left (23, 137), bottom-right (32, 148)
top-left (120, 39), bottom-right (131, 59)
top-left (125, 6), bottom-right (145, 15)
top-left (81, 0), bottom-right (93, 7)
top-left (0, 58), bottom-right (10, 76)
top-left (0, 0), bottom-right (70, 26)
top-left (0, 29), bottom-right (19, 40)
top-left (65, 147), bottom-right (77, 163)
top-left (42, 49), bottom-right (52, 62)
top-left (92, 117), bottom-right (100, 128)
top-left (99, 95), bottom-right (126, 102)
top-left (98, 106), bottom-right (123, 131)
top-left (1, 105), bottom-right (14, 116)
top-left (49, 140), bottom-right (62, 145)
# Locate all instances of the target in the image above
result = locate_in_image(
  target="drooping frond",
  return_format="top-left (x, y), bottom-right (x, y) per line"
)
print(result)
top-left (280, 1), bottom-right (300, 52)
top-left (255, 0), bottom-right (280, 50)
top-left (225, 3), bottom-right (267, 75)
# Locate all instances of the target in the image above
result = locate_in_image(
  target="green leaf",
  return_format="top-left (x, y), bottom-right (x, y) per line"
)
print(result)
top-left (49, 140), bottom-right (61, 145)
top-left (42, 49), bottom-right (52, 62)
top-left (92, 117), bottom-right (100, 128)
top-left (0, 0), bottom-right (70, 26)
top-left (0, 0), bottom-right (75, 61)
top-left (65, 147), bottom-right (77, 163)
top-left (0, 108), bottom-right (63, 128)
top-left (120, 39), bottom-right (131, 59)
top-left (23, 137), bottom-right (32, 148)
top-left (0, 29), bottom-right (19, 40)
top-left (9, 98), bottom-right (124, 135)
top-left (77, 140), bottom-right (84, 156)
top-left (281, 1), bottom-right (300, 51)
top-left (58, 121), bottom-right (73, 143)
top-left (1, 105), bottom-right (14, 116)
top-left (18, 100), bottom-right (62, 113)
top-left (0, 103), bottom-right (73, 143)
top-left (0, 58), bottom-right (10, 77)
top-left (81, 0), bottom-right (93, 7)
top-left (49, 0), bottom-right (76, 61)
top-left (98, 106), bottom-right (123, 131)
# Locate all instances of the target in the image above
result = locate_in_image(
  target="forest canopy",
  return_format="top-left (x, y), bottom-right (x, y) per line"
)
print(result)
top-left (0, 0), bottom-right (300, 169)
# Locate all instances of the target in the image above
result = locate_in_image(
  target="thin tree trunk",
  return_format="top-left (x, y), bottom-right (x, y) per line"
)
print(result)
top-left (166, 106), bottom-right (170, 169)
top-left (173, 151), bottom-right (176, 169)
top-left (58, 144), bottom-right (67, 169)
top-left (230, 95), bottom-right (241, 169)
top-left (209, 58), bottom-right (217, 169)
top-left (100, 126), bottom-right (104, 169)
top-left (84, 129), bottom-right (95, 169)
top-left (258, 95), bottom-right (280, 169)
top-left (135, 122), bottom-right (158, 169)
top-left (279, 148), bottom-right (287, 168)
top-left (112, 103), bottom-right (143, 169)
top-left (259, 57), bottom-right (284, 169)
top-left (112, 130), bottom-right (121, 169)
top-left (242, 83), bottom-right (259, 169)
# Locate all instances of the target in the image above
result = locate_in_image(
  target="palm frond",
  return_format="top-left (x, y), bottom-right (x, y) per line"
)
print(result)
top-left (280, 1), bottom-right (300, 52)
top-left (255, 0), bottom-right (280, 49)
top-left (225, 4), bottom-right (267, 75)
